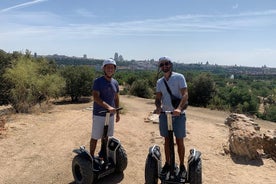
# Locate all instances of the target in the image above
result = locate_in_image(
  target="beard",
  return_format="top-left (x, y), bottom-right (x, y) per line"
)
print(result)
top-left (161, 67), bottom-right (171, 73)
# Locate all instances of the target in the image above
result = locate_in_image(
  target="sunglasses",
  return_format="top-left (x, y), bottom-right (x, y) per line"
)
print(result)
top-left (159, 62), bottom-right (170, 67)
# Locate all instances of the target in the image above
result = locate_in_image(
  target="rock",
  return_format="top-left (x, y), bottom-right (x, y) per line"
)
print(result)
top-left (263, 129), bottom-right (276, 161)
top-left (144, 111), bottom-right (159, 124)
top-left (224, 113), bottom-right (263, 160)
top-left (0, 116), bottom-right (6, 129)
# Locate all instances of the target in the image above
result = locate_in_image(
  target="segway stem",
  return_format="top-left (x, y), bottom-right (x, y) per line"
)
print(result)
top-left (166, 111), bottom-right (176, 177)
top-left (145, 111), bottom-right (202, 184)
top-left (99, 108), bottom-right (123, 163)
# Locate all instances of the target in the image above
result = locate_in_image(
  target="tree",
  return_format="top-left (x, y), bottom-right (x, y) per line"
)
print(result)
top-left (263, 104), bottom-right (276, 122)
top-left (0, 50), bottom-right (13, 105)
top-left (60, 66), bottom-right (95, 102)
top-left (4, 56), bottom-right (65, 112)
top-left (189, 73), bottom-right (216, 107)
top-left (129, 79), bottom-right (154, 99)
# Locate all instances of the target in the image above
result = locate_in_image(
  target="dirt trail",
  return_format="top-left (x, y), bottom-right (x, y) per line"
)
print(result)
top-left (0, 95), bottom-right (275, 184)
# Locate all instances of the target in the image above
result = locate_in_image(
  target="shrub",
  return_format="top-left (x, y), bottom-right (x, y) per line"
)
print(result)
top-left (4, 56), bottom-right (65, 113)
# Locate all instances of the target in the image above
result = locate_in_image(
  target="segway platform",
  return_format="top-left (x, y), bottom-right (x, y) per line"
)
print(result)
top-left (145, 146), bottom-right (202, 184)
top-left (72, 108), bottom-right (127, 184)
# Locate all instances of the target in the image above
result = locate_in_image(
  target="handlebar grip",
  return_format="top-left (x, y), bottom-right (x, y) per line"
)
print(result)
top-left (99, 107), bottom-right (123, 114)
top-left (116, 107), bottom-right (123, 111)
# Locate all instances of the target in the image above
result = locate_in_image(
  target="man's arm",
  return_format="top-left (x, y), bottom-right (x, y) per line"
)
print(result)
top-left (177, 88), bottom-right (188, 110)
top-left (92, 90), bottom-right (113, 110)
top-left (155, 92), bottom-right (162, 114)
top-left (114, 93), bottom-right (120, 122)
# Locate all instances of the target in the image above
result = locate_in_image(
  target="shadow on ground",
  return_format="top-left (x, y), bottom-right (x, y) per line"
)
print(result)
top-left (69, 172), bottom-right (124, 184)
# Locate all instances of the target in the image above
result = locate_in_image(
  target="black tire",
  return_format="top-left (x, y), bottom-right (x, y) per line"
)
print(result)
top-left (72, 155), bottom-right (94, 184)
top-left (145, 154), bottom-right (158, 184)
top-left (115, 145), bottom-right (128, 172)
top-left (189, 158), bottom-right (202, 184)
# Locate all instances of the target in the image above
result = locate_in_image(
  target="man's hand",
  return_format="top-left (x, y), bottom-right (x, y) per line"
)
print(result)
top-left (154, 107), bottom-right (162, 114)
top-left (116, 113), bottom-right (120, 122)
top-left (107, 106), bottom-right (116, 114)
top-left (173, 108), bottom-right (181, 116)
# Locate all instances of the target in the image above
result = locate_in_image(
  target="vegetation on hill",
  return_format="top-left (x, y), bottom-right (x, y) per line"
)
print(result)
top-left (1, 50), bottom-right (276, 122)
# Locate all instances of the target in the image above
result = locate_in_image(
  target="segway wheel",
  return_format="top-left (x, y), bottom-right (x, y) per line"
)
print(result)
top-left (145, 154), bottom-right (158, 184)
top-left (189, 158), bottom-right (202, 184)
top-left (72, 155), bottom-right (94, 184)
top-left (115, 145), bottom-right (128, 172)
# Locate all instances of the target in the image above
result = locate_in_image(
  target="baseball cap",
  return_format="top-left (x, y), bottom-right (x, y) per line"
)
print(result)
top-left (159, 56), bottom-right (172, 63)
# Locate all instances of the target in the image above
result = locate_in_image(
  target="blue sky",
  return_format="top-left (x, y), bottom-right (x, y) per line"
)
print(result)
top-left (1, 0), bottom-right (276, 67)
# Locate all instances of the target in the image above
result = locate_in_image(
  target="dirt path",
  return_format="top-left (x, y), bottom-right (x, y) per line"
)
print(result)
top-left (0, 95), bottom-right (275, 184)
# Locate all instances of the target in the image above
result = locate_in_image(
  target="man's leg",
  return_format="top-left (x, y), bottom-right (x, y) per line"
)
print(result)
top-left (164, 137), bottom-right (170, 163)
top-left (176, 138), bottom-right (185, 165)
top-left (90, 138), bottom-right (97, 156)
top-left (90, 115), bottom-right (105, 156)
top-left (159, 114), bottom-right (171, 177)
top-left (160, 136), bottom-right (171, 177)
top-left (176, 137), bottom-right (186, 179)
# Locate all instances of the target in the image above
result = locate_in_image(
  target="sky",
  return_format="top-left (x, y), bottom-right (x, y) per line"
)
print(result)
top-left (1, 0), bottom-right (276, 68)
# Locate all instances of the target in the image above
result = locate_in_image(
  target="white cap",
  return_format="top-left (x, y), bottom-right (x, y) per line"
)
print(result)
top-left (101, 58), bottom-right (117, 69)
top-left (159, 56), bottom-right (172, 63)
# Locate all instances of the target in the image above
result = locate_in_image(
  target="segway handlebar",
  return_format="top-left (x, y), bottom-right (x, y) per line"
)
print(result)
top-left (98, 107), bottom-right (123, 114)
top-left (160, 111), bottom-right (173, 114)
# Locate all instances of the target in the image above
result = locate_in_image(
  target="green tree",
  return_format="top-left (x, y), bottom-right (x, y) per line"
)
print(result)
top-left (60, 66), bottom-right (95, 102)
top-left (0, 50), bottom-right (13, 105)
top-left (189, 73), bottom-right (216, 107)
top-left (4, 56), bottom-right (65, 112)
top-left (263, 104), bottom-right (276, 122)
top-left (228, 87), bottom-right (258, 114)
top-left (129, 79), bottom-right (153, 99)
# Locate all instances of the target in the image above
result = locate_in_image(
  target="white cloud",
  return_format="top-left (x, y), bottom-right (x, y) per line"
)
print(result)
top-left (75, 8), bottom-right (96, 18)
top-left (1, 8), bottom-right (276, 37)
top-left (0, 0), bottom-right (48, 12)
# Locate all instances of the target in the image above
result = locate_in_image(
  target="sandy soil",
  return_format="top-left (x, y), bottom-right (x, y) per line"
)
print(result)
top-left (0, 95), bottom-right (275, 184)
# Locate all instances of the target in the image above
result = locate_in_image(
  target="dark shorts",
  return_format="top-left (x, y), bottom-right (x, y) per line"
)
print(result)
top-left (159, 113), bottom-right (186, 138)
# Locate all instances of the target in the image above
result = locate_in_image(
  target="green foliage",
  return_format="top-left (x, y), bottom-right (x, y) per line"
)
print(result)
top-left (4, 56), bottom-right (65, 113)
top-left (188, 73), bottom-right (216, 107)
top-left (0, 50), bottom-right (13, 105)
top-left (129, 79), bottom-right (154, 99)
top-left (60, 66), bottom-right (95, 102)
top-left (116, 70), bottom-right (156, 87)
top-left (2, 50), bottom-right (276, 122)
top-left (115, 70), bottom-right (157, 97)
top-left (250, 80), bottom-right (271, 97)
top-left (263, 104), bottom-right (276, 122)
top-left (210, 81), bottom-right (259, 114)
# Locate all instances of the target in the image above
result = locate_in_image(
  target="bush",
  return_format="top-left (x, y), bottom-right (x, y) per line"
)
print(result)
top-left (60, 66), bottom-right (95, 102)
top-left (129, 79), bottom-right (153, 99)
top-left (4, 56), bottom-right (65, 113)
top-left (188, 73), bottom-right (215, 107)
top-left (263, 104), bottom-right (276, 122)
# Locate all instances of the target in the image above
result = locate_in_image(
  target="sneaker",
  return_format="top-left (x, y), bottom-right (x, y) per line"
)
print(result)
top-left (178, 165), bottom-right (187, 180)
top-left (98, 150), bottom-right (104, 158)
top-left (160, 162), bottom-right (170, 178)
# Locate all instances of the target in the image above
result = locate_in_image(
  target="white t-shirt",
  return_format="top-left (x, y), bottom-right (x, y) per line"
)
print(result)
top-left (156, 72), bottom-right (187, 111)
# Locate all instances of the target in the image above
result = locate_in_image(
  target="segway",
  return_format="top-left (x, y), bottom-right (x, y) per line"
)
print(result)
top-left (145, 111), bottom-right (202, 184)
top-left (72, 107), bottom-right (127, 184)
